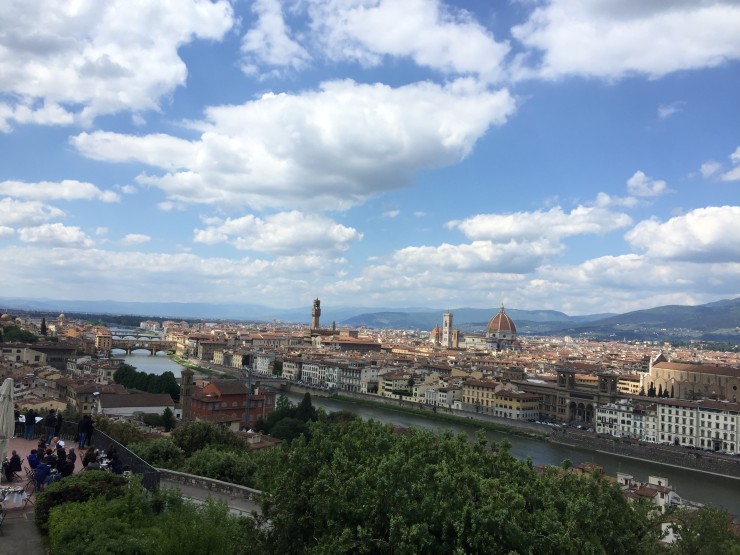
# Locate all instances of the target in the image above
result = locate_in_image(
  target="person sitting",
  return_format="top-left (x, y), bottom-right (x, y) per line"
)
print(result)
top-left (8, 450), bottom-right (22, 480)
top-left (59, 459), bottom-right (75, 478)
top-left (37, 437), bottom-right (47, 452)
top-left (27, 449), bottom-right (40, 470)
top-left (106, 444), bottom-right (118, 461)
top-left (34, 461), bottom-right (51, 490)
top-left (82, 447), bottom-right (97, 468)
top-left (42, 448), bottom-right (58, 469)
top-left (67, 447), bottom-right (77, 466)
top-left (110, 452), bottom-right (124, 474)
top-left (2, 459), bottom-right (11, 482)
top-left (56, 440), bottom-right (67, 466)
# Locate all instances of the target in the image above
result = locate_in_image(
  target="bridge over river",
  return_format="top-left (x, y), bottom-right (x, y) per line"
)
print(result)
top-left (110, 338), bottom-right (175, 355)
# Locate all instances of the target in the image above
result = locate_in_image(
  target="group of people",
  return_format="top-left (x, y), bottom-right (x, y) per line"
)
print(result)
top-left (28, 437), bottom-right (77, 488)
top-left (20, 410), bottom-right (95, 450)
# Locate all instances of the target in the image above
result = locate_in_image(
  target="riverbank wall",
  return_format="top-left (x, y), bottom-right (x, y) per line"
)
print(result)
top-left (550, 429), bottom-right (740, 479)
top-left (287, 383), bottom-right (740, 479)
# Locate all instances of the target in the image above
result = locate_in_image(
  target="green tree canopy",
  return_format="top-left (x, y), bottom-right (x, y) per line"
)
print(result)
top-left (171, 420), bottom-right (242, 457)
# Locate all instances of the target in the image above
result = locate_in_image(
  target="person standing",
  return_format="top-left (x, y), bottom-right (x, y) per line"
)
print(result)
top-left (24, 408), bottom-right (37, 440)
top-left (44, 410), bottom-right (56, 442)
top-left (77, 414), bottom-right (93, 449)
top-left (54, 410), bottom-right (64, 438)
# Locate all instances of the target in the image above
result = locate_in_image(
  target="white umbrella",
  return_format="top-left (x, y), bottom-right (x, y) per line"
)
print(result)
top-left (0, 378), bottom-right (14, 459)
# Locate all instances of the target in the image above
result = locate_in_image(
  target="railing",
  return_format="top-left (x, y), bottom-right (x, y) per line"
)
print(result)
top-left (87, 429), bottom-right (160, 491)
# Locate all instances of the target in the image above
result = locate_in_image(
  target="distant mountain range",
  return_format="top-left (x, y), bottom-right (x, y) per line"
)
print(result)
top-left (1, 296), bottom-right (738, 342)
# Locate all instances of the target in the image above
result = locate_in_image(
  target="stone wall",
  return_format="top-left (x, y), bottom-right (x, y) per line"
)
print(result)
top-left (157, 468), bottom-right (263, 501)
top-left (550, 429), bottom-right (740, 478)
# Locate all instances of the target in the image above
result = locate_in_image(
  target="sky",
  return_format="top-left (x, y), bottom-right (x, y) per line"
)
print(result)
top-left (0, 0), bottom-right (739, 316)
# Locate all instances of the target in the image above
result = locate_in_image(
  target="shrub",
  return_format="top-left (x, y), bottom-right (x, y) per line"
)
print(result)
top-left (129, 438), bottom-right (185, 469)
top-left (35, 471), bottom-right (128, 534)
top-left (93, 416), bottom-right (147, 446)
top-left (171, 420), bottom-right (242, 456)
top-left (179, 446), bottom-right (259, 488)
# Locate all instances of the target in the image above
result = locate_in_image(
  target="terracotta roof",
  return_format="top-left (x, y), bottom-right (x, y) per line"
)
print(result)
top-left (99, 393), bottom-right (174, 409)
top-left (486, 305), bottom-right (517, 335)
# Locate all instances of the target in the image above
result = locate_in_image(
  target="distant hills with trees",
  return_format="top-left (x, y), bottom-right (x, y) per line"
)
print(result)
top-left (1, 295), bottom-right (738, 342)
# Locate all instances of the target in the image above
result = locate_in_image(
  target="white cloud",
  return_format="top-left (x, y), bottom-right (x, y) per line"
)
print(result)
top-left (626, 171), bottom-right (669, 197)
top-left (71, 132), bottom-right (197, 170)
top-left (72, 79), bottom-right (516, 211)
top-left (657, 101), bottom-right (684, 119)
top-left (121, 233), bottom-right (151, 246)
top-left (0, 226), bottom-right (14, 238)
top-left (511, 1), bottom-right (740, 80)
top-left (626, 206), bottom-right (740, 262)
top-left (391, 239), bottom-right (562, 273)
top-left (0, 245), bottom-right (348, 305)
top-left (95, 227), bottom-right (109, 236)
top-left (447, 203), bottom-right (632, 241)
top-left (700, 160), bottom-right (722, 178)
top-left (17, 223), bottom-right (94, 247)
top-left (0, 198), bottom-right (64, 226)
top-left (721, 146), bottom-right (740, 181)
top-left (309, 0), bottom-right (510, 82)
top-left (381, 210), bottom-right (400, 219)
top-left (0, 180), bottom-right (120, 202)
top-left (193, 210), bottom-right (361, 255)
top-left (241, 0), bottom-right (311, 74)
top-left (0, 0), bottom-right (234, 130)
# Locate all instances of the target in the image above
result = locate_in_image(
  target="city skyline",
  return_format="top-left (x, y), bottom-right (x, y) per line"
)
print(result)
top-left (1, 1), bottom-right (739, 315)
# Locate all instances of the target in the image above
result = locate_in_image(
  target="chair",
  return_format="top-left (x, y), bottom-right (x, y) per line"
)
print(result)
top-left (0, 508), bottom-right (7, 535)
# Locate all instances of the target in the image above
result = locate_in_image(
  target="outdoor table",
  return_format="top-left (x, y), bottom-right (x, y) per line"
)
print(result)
top-left (0, 486), bottom-right (29, 508)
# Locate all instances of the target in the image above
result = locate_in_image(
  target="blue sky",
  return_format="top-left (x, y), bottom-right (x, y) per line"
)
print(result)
top-left (1, 0), bottom-right (739, 315)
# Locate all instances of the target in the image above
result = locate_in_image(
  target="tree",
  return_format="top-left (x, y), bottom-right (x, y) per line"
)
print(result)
top-left (294, 392), bottom-right (317, 423)
top-left (670, 506), bottom-right (740, 555)
top-left (171, 420), bottom-right (242, 456)
top-left (252, 418), bottom-right (663, 554)
top-left (129, 438), bottom-right (185, 468)
top-left (270, 417), bottom-right (309, 443)
top-left (40, 317), bottom-right (47, 336)
top-left (272, 359), bottom-right (283, 376)
top-left (0, 325), bottom-right (38, 343)
top-left (161, 407), bottom-right (175, 432)
top-left (658, 384), bottom-right (663, 397)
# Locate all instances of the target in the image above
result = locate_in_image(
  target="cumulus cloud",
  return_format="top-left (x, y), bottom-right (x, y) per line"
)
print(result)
top-left (241, 0), bottom-right (311, 74)
top-left (17, 223), bottom-right (93, 247)
top-left (391, 239), bottom-right (562, 274)
top-left (511, 1), bottom-right (740, 80)
top-left (0, 0), bottom-right (233, 130)
top-left (309, 0), bottom-right (510, 82)
top-left (0, 226), bottom-right (14, 238)
top-left (657, 101), bottom-right (685, 119)
top-left (721, 146), bottom-right (740, 181)
top-left (0, 180), bottom-right (119, 202)
top-left (0, 198), bottom-right (64, 226)
top-left (193, 210), bottom-right (361, 255)
top-left (700, 161), bottom-right (722, 178)
top-left (626, 206), bottom-right (740, 262)
top-left (72, 79), bottom-right (516, 211)
top-left (0, 245), bottom-right (346, 305)
top-left (121, 233), bottom-right (151, 246)
top-left (625, 171), bottom-right (669, 197)
top-left (447, 204), bottom-right (632, 241)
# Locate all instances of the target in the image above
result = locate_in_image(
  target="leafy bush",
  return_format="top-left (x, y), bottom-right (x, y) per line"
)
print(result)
top-left (129, 438), bottom-right (185, 468)
top-left (35, 471), bottom-right (128, 534)
top-left (270, 417), bottom-right (309, 444)
top-left (171, 420), bottom-right (242, 456)
top-left (179, 446), bottom-right (260, 488)
top-left (93, 416), bottom-right (147, 446)
top-left (47, 477), bottom-right (259, 555)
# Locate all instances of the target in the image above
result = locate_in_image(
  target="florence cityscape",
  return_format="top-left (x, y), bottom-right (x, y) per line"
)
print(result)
top-left (1, 1), bottom-right (740, 553)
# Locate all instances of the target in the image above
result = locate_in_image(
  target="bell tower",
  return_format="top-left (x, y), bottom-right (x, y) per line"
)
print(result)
top-left (311, 298), bottom-right (321, 331)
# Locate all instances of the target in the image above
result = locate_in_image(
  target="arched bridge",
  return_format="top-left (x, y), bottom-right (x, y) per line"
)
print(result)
top-left (110, 338), bottom-right (176, 355)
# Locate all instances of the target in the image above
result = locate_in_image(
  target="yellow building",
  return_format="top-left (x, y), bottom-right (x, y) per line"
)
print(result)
top-left (493, 390), bottom-right (541, 420)
top-left (462, 378), bottom-right (500, 414)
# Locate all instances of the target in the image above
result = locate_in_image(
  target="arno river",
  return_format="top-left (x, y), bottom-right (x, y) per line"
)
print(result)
top-left (111, 350), bottom-right (739, 514)
top-left (288, 393), bottom-right (740, 514)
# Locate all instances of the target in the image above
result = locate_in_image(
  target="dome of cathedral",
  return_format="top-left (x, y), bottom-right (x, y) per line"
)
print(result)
top-left (486, 305), bottom-right (516, 335)
top-left (0, 313), bottom-right (11, 321)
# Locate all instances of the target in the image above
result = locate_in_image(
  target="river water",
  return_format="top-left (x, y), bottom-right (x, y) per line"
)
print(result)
top-left (111, 350), bottom-right (184, 378)
top-left (288, 393), bottom-right (740, 514)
